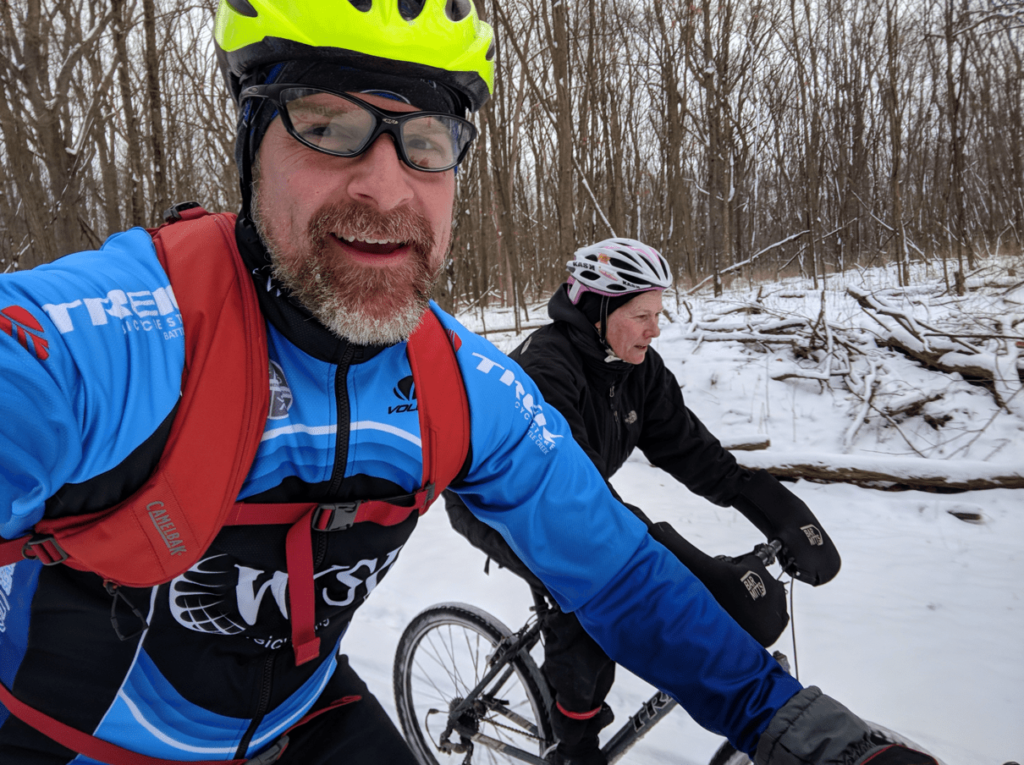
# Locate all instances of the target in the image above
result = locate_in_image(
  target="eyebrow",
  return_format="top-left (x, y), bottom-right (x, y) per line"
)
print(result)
top-left (290, 101), bottom-right (358, 118)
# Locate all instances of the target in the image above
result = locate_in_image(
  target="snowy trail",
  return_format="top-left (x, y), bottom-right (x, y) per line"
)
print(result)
top-left (345, 466), bottom-right (1024, 765)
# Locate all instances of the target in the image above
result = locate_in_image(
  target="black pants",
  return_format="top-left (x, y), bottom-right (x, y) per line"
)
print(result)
top-left (276, 654), bottom-right (418, 765)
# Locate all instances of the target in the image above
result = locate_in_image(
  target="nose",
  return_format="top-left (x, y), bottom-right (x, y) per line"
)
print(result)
top-left (648, 317), bottom-right (661, 339)
top-left (344, 135), bottom-right (415, 211)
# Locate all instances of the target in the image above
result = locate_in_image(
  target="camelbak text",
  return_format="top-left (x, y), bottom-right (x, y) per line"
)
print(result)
top-left (148, 502), bottom-right (188, 556)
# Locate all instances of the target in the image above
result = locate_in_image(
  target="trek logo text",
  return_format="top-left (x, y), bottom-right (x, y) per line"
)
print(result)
top-left (41, 284), bottom-right (183, 341)
top-left (470, 353), bottom-right (563, 453)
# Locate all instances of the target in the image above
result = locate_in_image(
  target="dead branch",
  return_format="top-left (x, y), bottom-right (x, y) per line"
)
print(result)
top-left (848, 286), bottom-right (1023, 409)
top-left (734, 452), bottom-right (1024, 491)
top-left (720, 435), bottom-right (771, 451)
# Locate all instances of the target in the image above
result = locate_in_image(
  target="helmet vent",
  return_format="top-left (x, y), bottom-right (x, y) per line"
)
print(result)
top-left (446, 0), bottom-right (472, 21)
top-left (399, 0), bottom-right (426, 19)
top-left (348, 0), bottom-right (373, 11)
top-left (609, 256), bottom-right (640, 273)
top-left (485, 39), bottom-right (496, 61)
top-left (226, 0), bottom-right (258, 17)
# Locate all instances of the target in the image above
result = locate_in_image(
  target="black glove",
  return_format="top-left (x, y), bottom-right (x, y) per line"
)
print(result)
top-left (755, 686), bottom-right (938, 765)
top-left (731, 470), bottom-right (841, 586)
top-left (649, 522), bottom-right (789, 647)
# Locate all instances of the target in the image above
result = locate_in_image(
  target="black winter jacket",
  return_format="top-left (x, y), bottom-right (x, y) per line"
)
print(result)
top-left (507, 285), bottom-right (750, 506)
top-left (446, 287), bottom-right (826, 646)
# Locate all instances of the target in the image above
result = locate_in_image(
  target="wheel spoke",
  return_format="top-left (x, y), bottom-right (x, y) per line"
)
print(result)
top-left (395, 607), bottom-right (550, 765)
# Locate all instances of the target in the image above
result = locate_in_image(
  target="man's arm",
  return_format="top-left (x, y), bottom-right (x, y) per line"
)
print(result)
top-left (436, 313), bottom-right (935, 764)
top-left (0, 230), bottom-right (185, 537)
top-left (443, 319), bottom-right (800, 752)
top-left (509, 330), bottom-right (612, 475)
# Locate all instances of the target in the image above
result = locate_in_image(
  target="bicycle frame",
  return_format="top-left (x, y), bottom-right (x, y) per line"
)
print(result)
top-left (432, 590), bottom-right (684, 765)
top-left (436, 610), bottom-right (553, 764)
top-left (603, 691), bottom-right (678, 763)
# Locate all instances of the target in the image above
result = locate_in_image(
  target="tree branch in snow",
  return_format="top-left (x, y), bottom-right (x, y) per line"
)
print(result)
top-left (734, 451), bottom-right (1024, 491)
top-left (848, 287), bottom-right (1023, 410)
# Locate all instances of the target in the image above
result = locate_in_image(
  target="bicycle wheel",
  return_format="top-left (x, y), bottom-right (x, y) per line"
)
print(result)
top-left (394, 603), bottom-right (555, 765)
top-left (707, 722), bottom-right (936, 765)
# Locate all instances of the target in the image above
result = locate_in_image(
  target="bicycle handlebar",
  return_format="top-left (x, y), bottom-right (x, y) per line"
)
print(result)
top-left (754, 538), bottom-right (784, 567)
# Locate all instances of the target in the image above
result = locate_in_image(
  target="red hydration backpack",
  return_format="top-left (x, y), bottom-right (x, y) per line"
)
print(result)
top-left (0, 206), bottom-right (471, 764)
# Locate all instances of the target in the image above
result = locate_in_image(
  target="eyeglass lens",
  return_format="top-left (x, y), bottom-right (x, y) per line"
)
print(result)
top-left (280, 88), bottom-right (470, 170)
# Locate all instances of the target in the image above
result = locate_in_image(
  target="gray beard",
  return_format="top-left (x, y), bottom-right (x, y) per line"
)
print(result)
top-left (251, 181), bottom-right (444, 346)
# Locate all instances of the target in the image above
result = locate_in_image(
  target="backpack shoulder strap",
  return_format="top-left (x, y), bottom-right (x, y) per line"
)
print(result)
top-left (5, 208), bottom-right (269, 586)
top-left (408, 308), bottom-right (471, 499)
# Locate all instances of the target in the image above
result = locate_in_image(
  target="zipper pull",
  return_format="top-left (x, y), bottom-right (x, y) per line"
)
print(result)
top-left (105, 580), bottom-right (149, 641)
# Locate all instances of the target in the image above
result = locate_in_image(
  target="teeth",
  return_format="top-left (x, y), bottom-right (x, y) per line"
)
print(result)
top-left (338, 234), bottom-right (404, 245)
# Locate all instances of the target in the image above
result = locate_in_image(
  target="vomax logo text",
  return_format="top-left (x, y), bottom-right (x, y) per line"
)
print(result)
top-left (470, 353), bottom-right (563, 453)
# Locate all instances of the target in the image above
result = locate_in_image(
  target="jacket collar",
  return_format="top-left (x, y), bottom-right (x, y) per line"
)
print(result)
top-left (548, 285), bottom-right (635, 382)
top-left (235, 215), bottom-right (388, 365)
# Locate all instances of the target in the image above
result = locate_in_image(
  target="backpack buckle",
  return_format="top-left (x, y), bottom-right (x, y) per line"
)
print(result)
top-left (162, 200), bottom-right (203, 223)
top-left (313, 502), bottom-right (360, 532)
top-left (22, 535), bottom-right (68, 566)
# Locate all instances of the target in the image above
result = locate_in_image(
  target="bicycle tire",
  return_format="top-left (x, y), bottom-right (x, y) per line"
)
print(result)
top-left (706, 722), bottom-right (936, 765)
top-left (393, 603), bottom-right (555, 765)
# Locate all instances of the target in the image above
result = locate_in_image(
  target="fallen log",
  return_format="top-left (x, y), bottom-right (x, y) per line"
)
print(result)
top-left (719, 435), bottom-right (771, 451)
top-left (732, 450), bottom-right (1024, 491)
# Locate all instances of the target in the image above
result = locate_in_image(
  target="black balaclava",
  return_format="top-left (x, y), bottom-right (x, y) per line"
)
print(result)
top-left (574, 289), bottom-right (639, 347)
top-left (236, 60), bottom-right (461, 216)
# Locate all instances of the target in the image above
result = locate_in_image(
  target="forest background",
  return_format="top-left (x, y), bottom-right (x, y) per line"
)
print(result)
top-left (0, 0), bottom-right (1021, 317)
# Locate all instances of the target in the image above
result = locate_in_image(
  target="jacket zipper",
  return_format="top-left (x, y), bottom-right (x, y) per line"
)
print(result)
top-left (321, 345), bottom-right (355, 567)
top-left (235, 652), bottom-right (276, 758)
top-left (609, 384), bottom-right (621, 438)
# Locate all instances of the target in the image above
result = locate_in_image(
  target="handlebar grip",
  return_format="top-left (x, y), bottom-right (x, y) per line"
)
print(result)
top-left (754, 539), bottom-right (783, 567)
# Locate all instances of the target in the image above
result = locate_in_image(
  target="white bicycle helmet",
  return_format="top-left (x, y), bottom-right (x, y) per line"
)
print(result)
top-left (566, 239), bottom-right (672, 304)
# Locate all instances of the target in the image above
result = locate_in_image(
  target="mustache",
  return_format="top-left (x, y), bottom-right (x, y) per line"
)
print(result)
top-left (307, 201), bottom-right (436, 258)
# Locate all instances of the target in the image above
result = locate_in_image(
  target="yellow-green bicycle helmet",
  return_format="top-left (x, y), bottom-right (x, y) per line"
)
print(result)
top-left (214, 0), bottom-right (495, 113)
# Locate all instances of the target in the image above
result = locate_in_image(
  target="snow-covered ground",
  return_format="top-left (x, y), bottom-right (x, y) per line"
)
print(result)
top-left (346, 265), bottom-right (1024, 765)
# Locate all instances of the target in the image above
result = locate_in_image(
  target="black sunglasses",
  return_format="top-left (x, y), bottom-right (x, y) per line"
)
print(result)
top-left (241, 84), bottom-right (477, 173)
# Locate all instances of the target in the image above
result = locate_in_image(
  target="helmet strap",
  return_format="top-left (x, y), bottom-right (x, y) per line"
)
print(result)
top-left (567, 278), bottom-right (584, 304)
top-left (598, 296), bottom-right (610, 346)
top-left (240, 122), bottom-right (254, 217)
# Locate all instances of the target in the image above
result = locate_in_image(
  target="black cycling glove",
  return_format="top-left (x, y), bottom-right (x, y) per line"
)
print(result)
top-left (731, 469), bottom-right (841, 586)
top-left (649, 522), bottom-right (789, 647)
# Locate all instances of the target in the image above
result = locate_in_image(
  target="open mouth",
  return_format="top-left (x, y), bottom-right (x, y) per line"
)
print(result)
top-left (331, 233), bottom-right (409, 257)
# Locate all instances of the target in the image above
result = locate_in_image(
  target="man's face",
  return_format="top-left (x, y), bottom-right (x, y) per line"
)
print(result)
top-left (251, 92), bottom-right (456, 345)
top-left (601, 291), bottom-right (663, 364)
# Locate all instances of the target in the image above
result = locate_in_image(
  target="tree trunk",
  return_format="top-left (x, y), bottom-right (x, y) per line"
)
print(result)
top-left (551, 0), bottom-right (574, 261)
top-left (143, 0), bottom-right (168, 222)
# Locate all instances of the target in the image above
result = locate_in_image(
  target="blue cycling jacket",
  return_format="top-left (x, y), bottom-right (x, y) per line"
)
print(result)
top-left (0, 217), bottom-right (800, 762)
